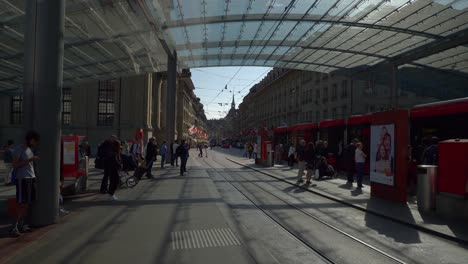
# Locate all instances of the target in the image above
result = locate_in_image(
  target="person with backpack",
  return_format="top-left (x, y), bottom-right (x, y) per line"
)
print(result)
top-left (10, 131), bottom-right (40, 237)
top-left (3, 140), bottom-right (14, 185)
top-left (176, 140), bottom-right (189, 176)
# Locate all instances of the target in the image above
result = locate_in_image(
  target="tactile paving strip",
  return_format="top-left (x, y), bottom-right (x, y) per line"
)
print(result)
top-left (171, 228), bottom-right (241, 250)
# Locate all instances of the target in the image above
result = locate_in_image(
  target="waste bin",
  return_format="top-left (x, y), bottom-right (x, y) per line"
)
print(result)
top-left (417, 165), bottom-right (438, 211)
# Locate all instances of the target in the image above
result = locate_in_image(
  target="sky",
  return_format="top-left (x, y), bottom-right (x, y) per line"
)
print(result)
top-left (191, 67), bottom-right (272, 119)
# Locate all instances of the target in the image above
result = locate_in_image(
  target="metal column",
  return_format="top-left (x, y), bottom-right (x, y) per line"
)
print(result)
top-left (23, 0), bottom-right (65, 226)
top-left (166, 52), bottom-right (177, 143)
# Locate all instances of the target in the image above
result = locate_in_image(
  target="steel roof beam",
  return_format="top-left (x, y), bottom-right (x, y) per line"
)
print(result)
top-left (162, 14), bottom-right (442, 39)
top-left (175, 42), bottom-right (389, 59)
top-left (375, 27), bottom-right (468, 69)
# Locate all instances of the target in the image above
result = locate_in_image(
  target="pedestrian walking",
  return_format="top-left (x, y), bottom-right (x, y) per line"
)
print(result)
top-left (160, 141), bottom-right (168, 168)
top-left (100, 135), bottom-right (118, 194)
top-left (355, 142), bottom-right (367, 190)
top-left (198, 144), bottom-right (203, 158)
top-left (145, 138), bottom-right (157, 178)
top-left (247, 143), bottom-right (254, 159)
top-left (107, 138), bottom-right (122, 200)
top-left (344, 139), bottom-right (358, 185)
top-left (177, 140), bottom-right (189, 176)
top-left (10, 131), bottom-right (40, 237)
top-left (304, 142), bottom-right (317, 186)
top-left (205, 144), bottom-right (208, 158)
top-left (243, 143), bottom-right (248, 158)
top-left (287, 142), bottom-right (296, 168)
top-left (296, 140), bottom-right (306, 184)
top-left (253, 143), bottom-right (258, 159)
top-left (3, 140), bottom-right (15, 185)
top-left (172, 140), bottom-right (179, 166)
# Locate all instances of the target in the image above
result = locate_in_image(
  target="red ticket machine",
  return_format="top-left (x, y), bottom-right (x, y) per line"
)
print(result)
top-left (62, 135), bottom-right (88, 194)
top-left (438, 139), bottom-right (468, 197)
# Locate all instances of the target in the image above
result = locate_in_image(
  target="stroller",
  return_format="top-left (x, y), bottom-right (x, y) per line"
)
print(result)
top-left (316, 156), bottom-right (337, 180)
top-left (124, 159), bottom-right (147, 188)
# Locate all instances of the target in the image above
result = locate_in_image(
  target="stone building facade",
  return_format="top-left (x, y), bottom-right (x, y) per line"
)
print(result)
top-left (236, 67), bottom-right (455, 137)
top-left (0, 70), bottom-right (207, 153)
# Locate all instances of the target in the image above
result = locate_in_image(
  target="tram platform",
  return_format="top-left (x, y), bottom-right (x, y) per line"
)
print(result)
top-left (221, 148), bottom-right (468, 246)
top-left (0, 153), bottom-right (328, 264)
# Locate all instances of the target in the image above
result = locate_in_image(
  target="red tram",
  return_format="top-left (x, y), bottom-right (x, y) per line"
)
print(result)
top-left (273, 97), bottom-right (468, 172)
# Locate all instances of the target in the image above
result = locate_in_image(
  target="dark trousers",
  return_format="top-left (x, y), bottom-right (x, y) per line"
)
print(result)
top-left (180, 156), bottom-right (188, 175)
top-left (172, 155), bottom-right (178, 166)
top-left (288, 154), bottom-right (295, 167)
top-left (100, 159), bottom-right (111, 192)
top-left (346, 162), bottom-right (355, 183)
top-left (248, 151), bottom-right (253, 159)
top-left (161, 154), bottom-right (166, 168)
top-left (146, 158), bottom-right (154, 176)
top-left (356, 162), bottom-right (365, 188)
top-left (108, 168), bottom-right (119, 195)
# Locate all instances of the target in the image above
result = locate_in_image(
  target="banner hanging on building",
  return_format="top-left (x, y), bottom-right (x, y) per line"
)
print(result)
top-left (370, 124), bottom-right (395, 186)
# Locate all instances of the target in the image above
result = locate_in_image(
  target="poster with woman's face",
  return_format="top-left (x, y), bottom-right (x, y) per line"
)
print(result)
top-left (370, 124), bottom-right (395, 186)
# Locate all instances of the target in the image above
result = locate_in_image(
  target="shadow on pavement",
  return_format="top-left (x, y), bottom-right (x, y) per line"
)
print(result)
top-left (364, 197), bottom-right (421, 244)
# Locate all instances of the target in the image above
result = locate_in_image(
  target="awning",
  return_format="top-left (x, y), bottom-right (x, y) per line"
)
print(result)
top-left (411, 97), bottom-right (468, 119)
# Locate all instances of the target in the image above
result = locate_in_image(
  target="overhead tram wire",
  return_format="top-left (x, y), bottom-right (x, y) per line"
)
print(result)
top-left (205, 67), bottom-right (243, 107)
top-left (193, 68), bottom-right (255, 81)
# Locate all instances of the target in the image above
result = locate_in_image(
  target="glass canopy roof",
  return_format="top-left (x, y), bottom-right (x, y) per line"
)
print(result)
top-left (1, 0), bottom-right (467, 94)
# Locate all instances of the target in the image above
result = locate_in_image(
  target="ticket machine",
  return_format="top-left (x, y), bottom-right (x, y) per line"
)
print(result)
top-left (62, 135), bottom-right (88, 194)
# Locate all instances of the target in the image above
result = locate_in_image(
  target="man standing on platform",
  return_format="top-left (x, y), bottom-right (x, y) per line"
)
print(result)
top-left (10, 131), bottom-right (40, 237)
top-left (344, 139), bottom-right (358, 186)
top-left (177, 140), bottom-right (189, 176)
top-left (172, 140), bottom-right (179, 167)
top-left (145, 138), bottom-right (157, 179)
top-left (100, 135), bottom-right (118, 194)
top-left (296, 140), bottom-right (306, 184)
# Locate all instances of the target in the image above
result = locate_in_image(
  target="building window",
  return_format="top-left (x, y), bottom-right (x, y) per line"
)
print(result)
top-left (332, 108), bottom-right (337, 119)
top-left (341, 80), bottom-right (348, 98)
top-left (316, 111), bottom-right (320, 122)
top-left (10, 95), bottom-right (22, 125)
top-left (323, 87), bottom-right (328, 103)
top-left (97, 80), bottom-right (116, 126)
top-left (62, 87), bottom-right (72, 125)
top-left (323, 109), bottom-right (328, 119)
top-left (341, 105), bottom-right (347, 118)
top-left (331, 84), bottom-right (337, 101)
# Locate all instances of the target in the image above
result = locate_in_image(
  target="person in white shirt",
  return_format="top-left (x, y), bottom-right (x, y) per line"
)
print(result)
top-left (355, 142), bottom-right (367, 189)
top-left (287, 142), bottom-right (296, 168)
top-left (172, 141), bottom-right (179, 167)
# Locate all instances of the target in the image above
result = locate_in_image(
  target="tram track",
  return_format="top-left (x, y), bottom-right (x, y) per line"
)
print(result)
top-left (200, 157), bottom-right (407, 264)
top-left (224, 156), bottom-right (468, 247)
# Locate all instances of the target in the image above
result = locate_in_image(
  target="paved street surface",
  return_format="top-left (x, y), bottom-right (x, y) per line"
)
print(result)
top-left (1, 149), bottom-right (468, 264)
